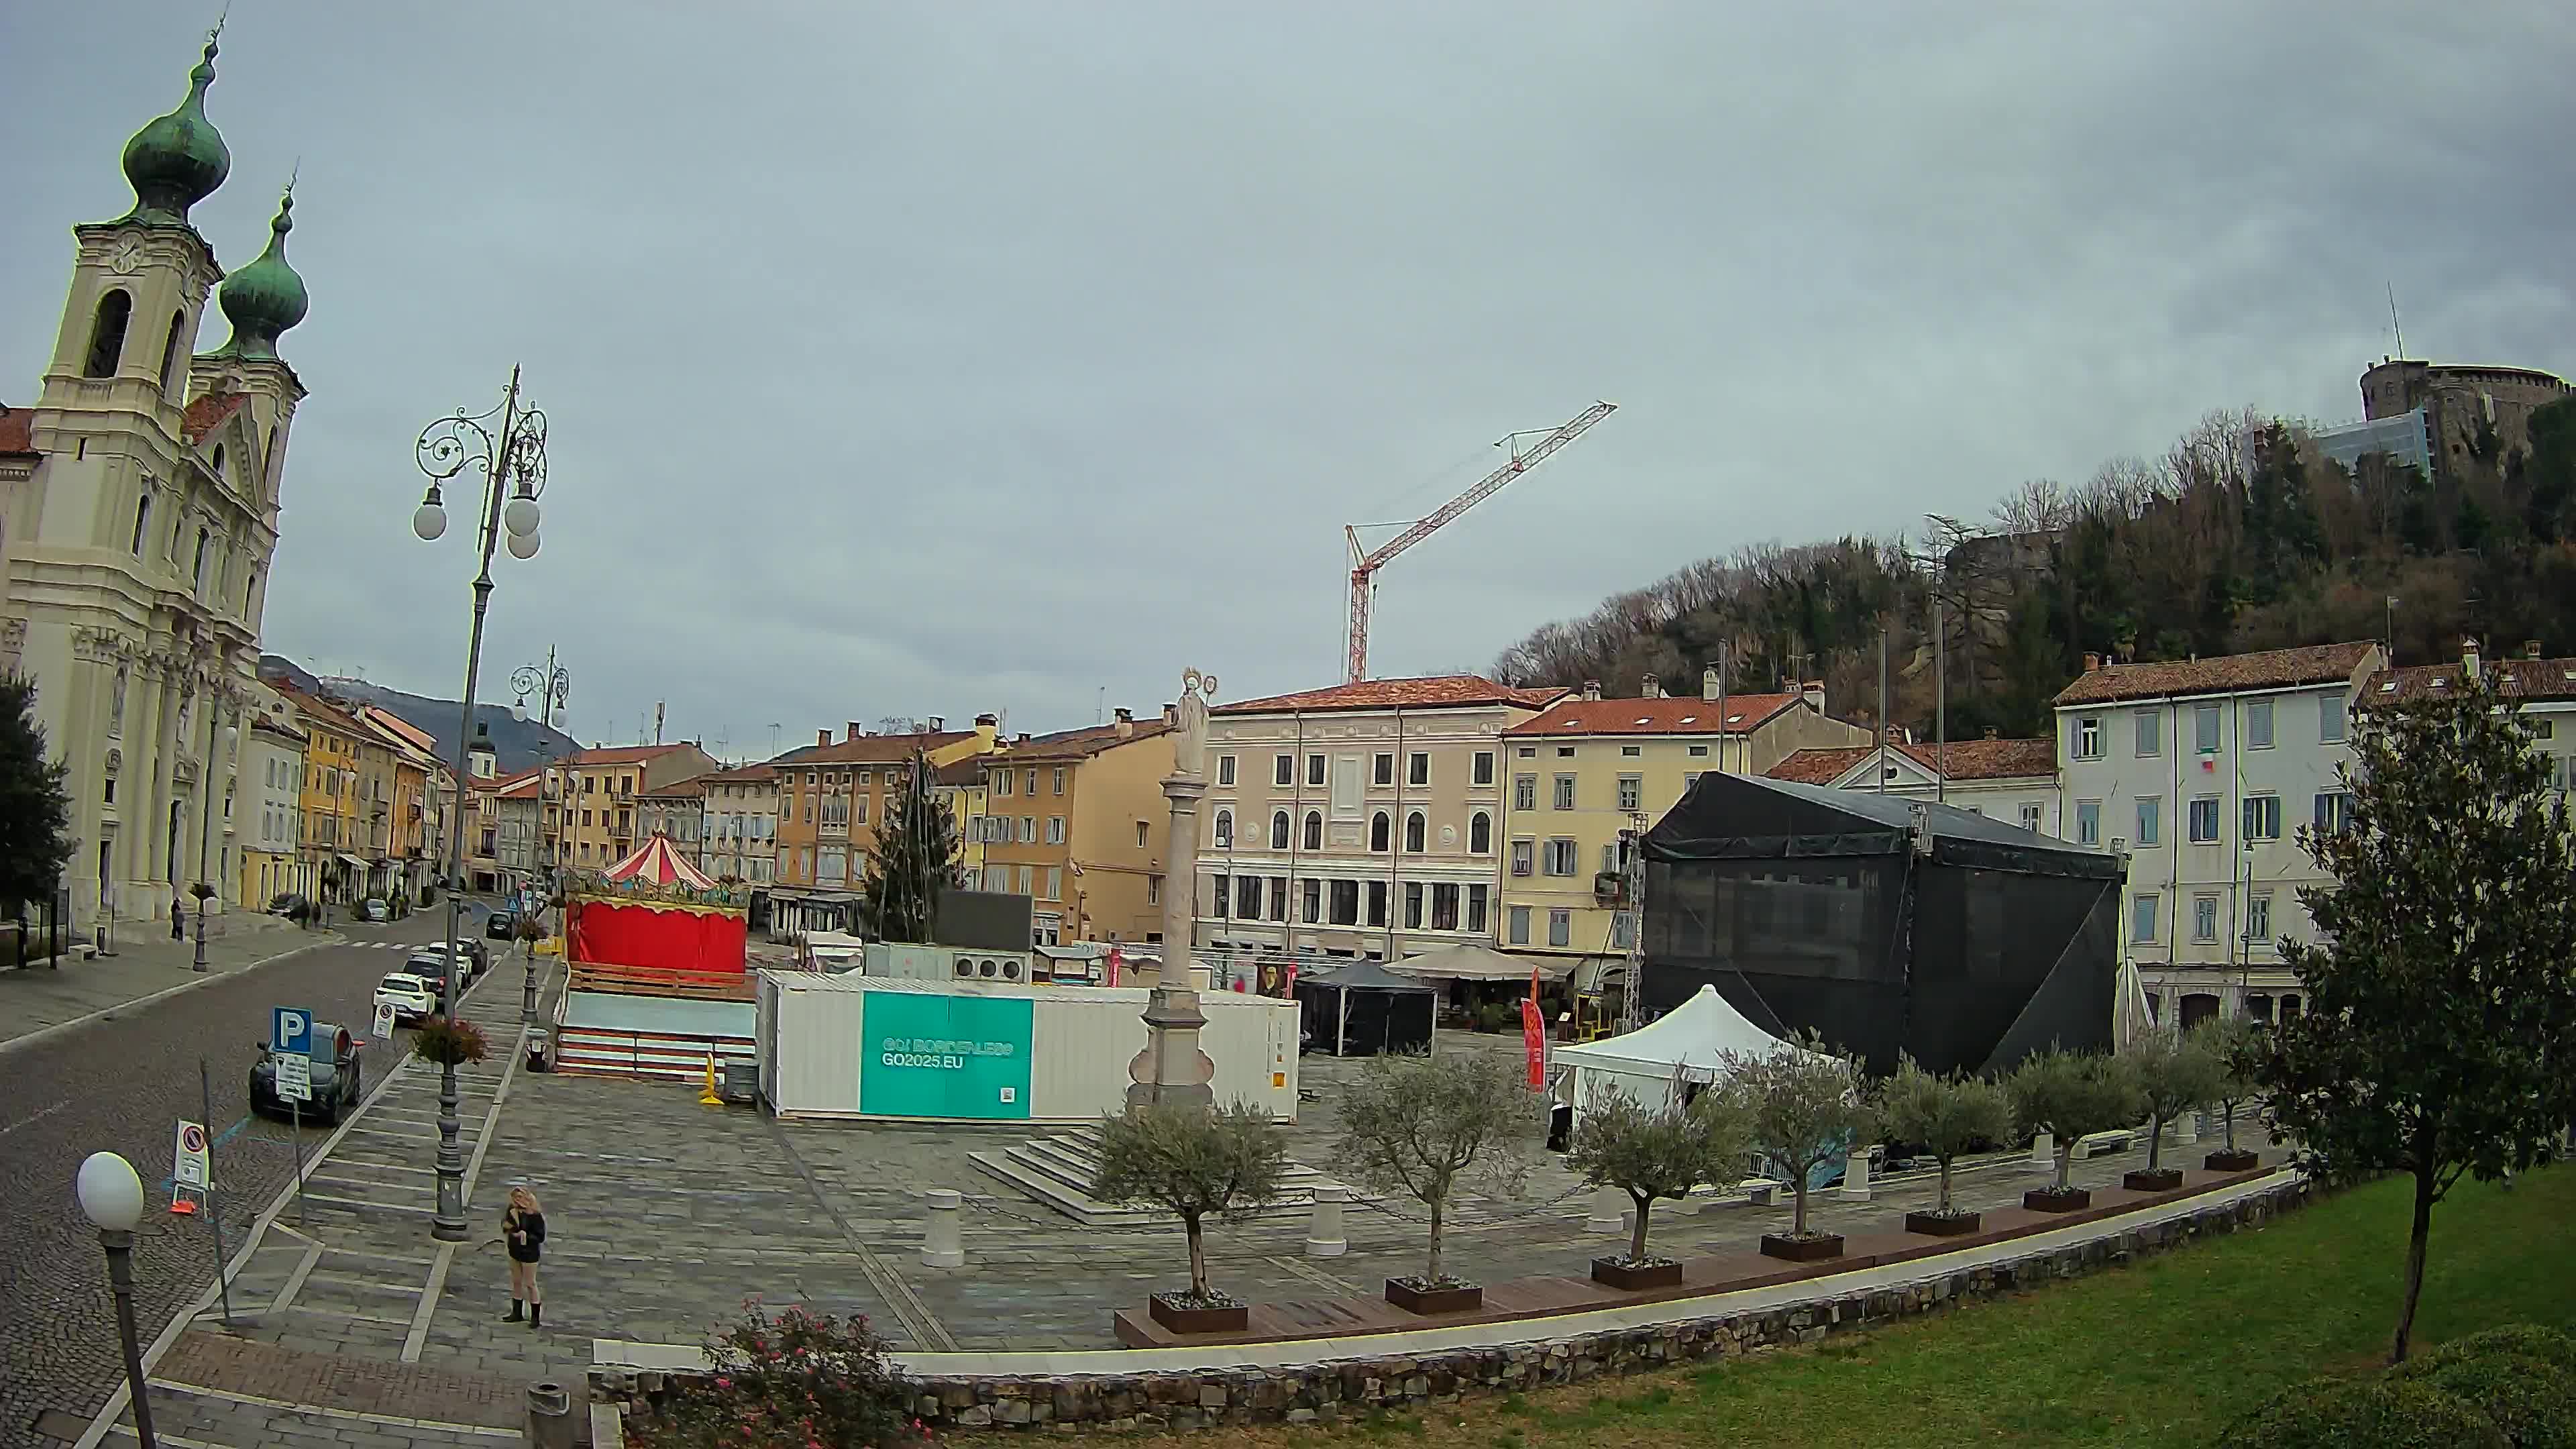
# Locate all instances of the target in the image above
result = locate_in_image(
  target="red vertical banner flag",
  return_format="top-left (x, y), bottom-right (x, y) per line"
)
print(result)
top-left (1105, 945), bottom-right (1122, 987)
top-left (1521, 961), bottom-right (1547, 1089)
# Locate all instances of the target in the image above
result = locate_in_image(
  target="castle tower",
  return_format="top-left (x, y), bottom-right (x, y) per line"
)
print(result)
top-left (3, 28), bottom-right (312, 930)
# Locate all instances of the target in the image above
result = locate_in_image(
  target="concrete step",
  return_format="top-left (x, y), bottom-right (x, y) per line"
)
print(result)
top-left (969, 1132), bottom-right (1355, 1227)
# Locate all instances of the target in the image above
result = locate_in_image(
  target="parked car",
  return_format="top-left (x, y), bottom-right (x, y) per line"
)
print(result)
top-left (402, 951), bottom-right (458, 1000)
top-left (485, 909), bottom-right (517, 941)
top-left (359, 898), bottom-right (390, 923)
top-left (416, 937), bottom-right (491, 976)
top-left (250, 1032), bottom-right (364, 1124)
top-left (374, 972), bottom-right (437, 1026)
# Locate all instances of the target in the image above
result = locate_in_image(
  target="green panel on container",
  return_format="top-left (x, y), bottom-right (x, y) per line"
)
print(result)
top-left (859, 991), bottom-right (1035, 1120)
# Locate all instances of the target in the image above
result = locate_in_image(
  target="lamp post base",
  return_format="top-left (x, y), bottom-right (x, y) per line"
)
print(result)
top-left (99, 1228), bottom-right (159, 1448)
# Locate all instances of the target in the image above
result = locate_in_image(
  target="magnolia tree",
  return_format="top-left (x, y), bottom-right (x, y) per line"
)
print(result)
top-left (2259, 667), bottom-right (2576, 1364)
top-left (1717, 1033), bottom-right (1872, 1239)
top-left (1332, 1050), bottom-right (1542, 1287)
top-left (1566, 1081), bottom-right (1754, 1265)
top-left (1876, 1055), bottom-right (2012, 1218)
top-left (2122, 1028), bottom-right (2226, 1174)
top-left (2007, 1049), bottom-right (2143, 1194)
top-left (1090, 1102), bottom-right (1287, 1305)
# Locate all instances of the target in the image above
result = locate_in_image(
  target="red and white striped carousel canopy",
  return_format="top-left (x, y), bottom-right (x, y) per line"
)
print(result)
top-left (601, 832), bottom-right (717, 890)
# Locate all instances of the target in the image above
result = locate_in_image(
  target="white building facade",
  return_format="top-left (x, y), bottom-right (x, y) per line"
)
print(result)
top-left (2053, 641), bottom-right (2383, 1030)
top-left (700, 765), bottom-right (780, 885)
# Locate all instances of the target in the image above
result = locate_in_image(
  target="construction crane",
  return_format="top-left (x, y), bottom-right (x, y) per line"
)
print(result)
top-left (1343, 400), bottom-right (1616, 682)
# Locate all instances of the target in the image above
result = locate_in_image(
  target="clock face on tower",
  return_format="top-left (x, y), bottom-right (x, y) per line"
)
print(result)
top-left (109, 237), bottom-right (144, 275)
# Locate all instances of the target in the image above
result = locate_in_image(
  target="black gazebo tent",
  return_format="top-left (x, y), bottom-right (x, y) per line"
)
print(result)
top-left (1293, 960), bottom-right (1437, 1057)
top-left (1640, 771), bottom-right (2121, 1076)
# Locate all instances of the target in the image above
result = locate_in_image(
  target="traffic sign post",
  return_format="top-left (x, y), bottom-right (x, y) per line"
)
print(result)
top-left (272, 1006), bottom-right (312, 1056)
top-left (372, 1001), bottom-right (398, 1042)
top-left (272, 1005), bottom-right (316, 1230)
top-left (198, 1059), bottom-right (236, 1325)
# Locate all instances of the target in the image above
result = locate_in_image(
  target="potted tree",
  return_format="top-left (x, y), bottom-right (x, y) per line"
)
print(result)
top-left (1566, 1081), bottom-right (1753, 1289)
top-left (1878, 1055), bottom-right (2012, 1236)
top-left (2121, 1028), bottom-right (2225, 1191)
top-left (1090, 1101), bottom-right (1287, 1334)
top-left (1332, 1050), bottom-right (1541, 1313)
top-left (2007, 1048), bottom-right (2143, 1212)
top-left (1719, 1033), bottom-right (1872, 1262)
top-left (2198, 1016), bottom-right (2266, 1171)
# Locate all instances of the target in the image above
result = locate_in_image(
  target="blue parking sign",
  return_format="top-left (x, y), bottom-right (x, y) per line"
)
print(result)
top-left (272, 1006), bottom-right (312, 1055)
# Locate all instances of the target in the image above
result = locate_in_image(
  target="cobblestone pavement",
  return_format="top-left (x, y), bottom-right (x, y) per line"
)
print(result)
top-left (70, 1000), bottom-right (2275, 1446)
top-left (2, 904), bottom-right (504, 1449)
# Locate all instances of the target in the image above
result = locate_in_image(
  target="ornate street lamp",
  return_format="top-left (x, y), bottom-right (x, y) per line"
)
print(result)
top-left (411, 367), bottom-right (548, 1242)
top-left (76, 1151), bottom-right (157, 1449)
top-left (511, 650), bottom-right (570, 731)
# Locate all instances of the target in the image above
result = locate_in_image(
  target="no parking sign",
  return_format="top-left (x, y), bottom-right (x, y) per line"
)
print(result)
top-left (174, 1120), bottom-right (209, 1189)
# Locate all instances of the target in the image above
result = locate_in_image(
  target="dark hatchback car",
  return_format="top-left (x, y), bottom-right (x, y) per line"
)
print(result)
top-left (486, 909), bottom-right (517, 940)
top-left (250, 1028), bottom-right (364, 1124)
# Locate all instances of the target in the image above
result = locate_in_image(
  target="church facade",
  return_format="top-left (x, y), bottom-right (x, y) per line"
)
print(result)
top-left (0, 29), bottom-right (313, 928)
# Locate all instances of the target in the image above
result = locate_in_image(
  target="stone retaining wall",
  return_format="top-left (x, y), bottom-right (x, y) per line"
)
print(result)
top-left (594, 1177), bottom-right (2308, 1433)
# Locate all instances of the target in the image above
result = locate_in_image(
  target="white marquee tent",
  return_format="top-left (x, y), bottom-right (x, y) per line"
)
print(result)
top-left (1552, 984), bottom-right (1821, 1120)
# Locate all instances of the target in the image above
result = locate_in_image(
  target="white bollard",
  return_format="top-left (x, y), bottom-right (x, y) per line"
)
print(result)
top-left (2174, 1110), bottom-right (2198, 1146)
top-left (2029, 1131), bottom-right (2055, 1169)
top-left (1304, 1185), bottom-right (1349, 1258)
top-left (919, 1188), bottom-right (964, 1269)
top-left (1836, 1146), bottom-right (1872, 1201)
top-left (1585, 1185), bottom-right (1627, 1235)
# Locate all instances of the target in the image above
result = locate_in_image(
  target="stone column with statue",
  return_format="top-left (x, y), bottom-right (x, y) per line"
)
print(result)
top-left (1128, 669), bottom-right (1220, 1112)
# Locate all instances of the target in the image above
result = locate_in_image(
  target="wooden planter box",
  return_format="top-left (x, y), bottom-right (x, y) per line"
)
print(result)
top-left (2024, 1185), bottom-right (2092, 1212)
top-left (2123, 1167), bottom-right (2186, 1193)
top-left (1147, 1293), bottom-right (1248, 1335)
top-left (1760, 1232), bottom-right (1845, 1263)
top-left (1904, 1209), bottom-right (1982, 1237)
top-left (1384, 1277), bottom-right (1482, 1315)
top-left (2204, 1148), bottom-right (2261, 1172)
top-left (1590, 1256), bottom-right (1684, 1291)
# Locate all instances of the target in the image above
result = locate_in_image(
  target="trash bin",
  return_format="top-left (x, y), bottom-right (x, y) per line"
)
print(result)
top-left (718, 1056), bottom-right (761, 1106)
top-left (524, 1030), bottom-right (551, 1073)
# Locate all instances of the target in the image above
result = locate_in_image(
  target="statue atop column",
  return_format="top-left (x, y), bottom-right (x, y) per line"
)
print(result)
top-left (1170, 667), bottom-right (1217, 780)
top-left (1136, 667), bottom-right (1222, 1110)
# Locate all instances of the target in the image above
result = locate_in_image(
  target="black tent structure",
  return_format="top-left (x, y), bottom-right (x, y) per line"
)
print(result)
top-left (1293, 960), bottom-right (1438, 1057)
top-left (1639, 771), bottom-right (2122, 1076)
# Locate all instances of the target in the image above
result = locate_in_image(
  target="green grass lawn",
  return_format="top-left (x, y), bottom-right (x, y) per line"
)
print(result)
top-left (1150, 1165), bottom-right (2574, 1449)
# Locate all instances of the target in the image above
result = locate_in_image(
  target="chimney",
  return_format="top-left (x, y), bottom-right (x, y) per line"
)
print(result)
top-left (2462, 636), bottom-right (2481, 677)
top-left (2524, 640), bottom-right (2543, 660)
top-left (1162, 703), bottom-right (1177, 727)
top-left (974, 712), bottom-right (999, 748)
top-left (1983, 726), bottom-right (1998, 740)
top-left (816, 729), bottom-right (830, 749)
top-left (1582, 679), bottom-right (1602, 702)
top-left (847, 721), bottom-right (864, 743)
top-left (1641, 673), bottom-right (1662, 698)
top-left (1015, 733), bottom-right (1032, 745)
top-left (1114, 707), bottom-right (1134, 739)
top-left (2083, 652), bottom-right (2102, 673)
top-left (1802, 679), bottom-right (1826, 713)
top-left (927, 715), bottom-right (945, 731)
top-left (1701, 667), bottom-right (1721, 702)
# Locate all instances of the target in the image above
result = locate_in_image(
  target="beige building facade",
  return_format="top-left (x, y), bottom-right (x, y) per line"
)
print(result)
top-left (1195, 676), bottom-right (1564, 968)
top-left (975, 712), bottom-right (1174, 946)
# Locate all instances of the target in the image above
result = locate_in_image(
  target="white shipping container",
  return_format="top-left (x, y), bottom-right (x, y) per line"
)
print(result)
top-left (757, 972), bottom-right (1299, 1124)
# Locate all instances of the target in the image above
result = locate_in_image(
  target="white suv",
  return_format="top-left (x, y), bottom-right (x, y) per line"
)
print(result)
top-left (374, 973), bottom-right (437, 1026)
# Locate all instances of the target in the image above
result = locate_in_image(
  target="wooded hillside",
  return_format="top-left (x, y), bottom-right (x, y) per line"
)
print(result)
top-left (1491, 398), bottom-right (2576, 740)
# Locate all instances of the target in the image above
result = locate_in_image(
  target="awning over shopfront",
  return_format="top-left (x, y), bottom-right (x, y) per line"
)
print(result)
top-left (1387, 943), bottom-right (1572, 983)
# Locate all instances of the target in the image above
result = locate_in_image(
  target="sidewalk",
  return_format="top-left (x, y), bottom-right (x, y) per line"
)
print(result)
top-left (0, 912), bottom-right (339, 1051)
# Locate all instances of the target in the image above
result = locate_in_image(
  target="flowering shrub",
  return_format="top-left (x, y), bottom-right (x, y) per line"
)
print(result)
top-left (629, 1299), bottom-right (914, 1448)
top-left (409, 1016), bottom-right (490, 1067)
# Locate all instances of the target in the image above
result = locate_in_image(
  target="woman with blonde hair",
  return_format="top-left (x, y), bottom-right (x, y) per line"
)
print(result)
top-left (500, 1185), bottom-right (547, 1327)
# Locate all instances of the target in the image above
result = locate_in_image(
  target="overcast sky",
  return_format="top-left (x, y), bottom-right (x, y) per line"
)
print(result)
top-left (7, 3), bottom-right (2571, 756)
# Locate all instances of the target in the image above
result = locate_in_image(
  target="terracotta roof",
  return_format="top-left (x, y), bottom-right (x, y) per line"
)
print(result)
top-left (0, 405), bottom-right (35, 458)
top-left (2052, 642), bottom-right (2378, 707)
top-left (272, 682), bottom-right (368, 737)
top-left (1503, 693), bottom-right (1801, 737)
top-left (568, 743), bottom-right (698, 767)
top-left (2367, 655), bottom-right (2576, 704)
top-left (790, 730), bottom-right (973, 765)
top-left (999, 720), bottom-right (1172, 762)
top-left (1214, 675), bottom-right (1565, 716)
top-left (1768, 736), bottom-right (2057, 786)
top-left (637, 775), bottom-right (710, 798)
top-left (490, 770), bottom-right (544, 800)
top-left (248, 714), bottom-right (307, 745)
top-left (695, 763), bottom-right (784, 785)
top-left (180, 391), bottom-right (250, 444)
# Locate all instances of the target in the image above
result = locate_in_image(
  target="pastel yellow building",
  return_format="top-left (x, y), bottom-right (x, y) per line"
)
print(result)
top-left (932, 757), bottom-right (990, 888)
top-left (275, 684), bottom-right (368, 904)
top-left (1497, 675), bottom-right (1870, 969)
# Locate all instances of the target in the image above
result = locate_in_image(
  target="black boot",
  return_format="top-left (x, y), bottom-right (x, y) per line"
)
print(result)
top-left (502, 1300), bottom-right (523, 1322)
top-left (529, 1303), bottom-right (542, 1329)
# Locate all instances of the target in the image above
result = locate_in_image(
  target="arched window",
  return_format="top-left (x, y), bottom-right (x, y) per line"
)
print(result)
top-left (1269, 810), bottom-right (1289, 850)
top-left (1369, 811), bottom-right (1390, 853)
top-left (129, 493), bottom-right (151, 555)
top-left (211, 443), bottom-right (226, 482)
top-left (1405, 811), bottom-right (1426, 853)
top-left (1303, 810), bottom-right (1322, 851)
top-left (158, 310), bottom-right (186, 394)
top-left (85, 289), bottom-right (133, 378)
top-left (193, 527), bottom-right (211, 592)
top-left (1213, 809), bottom-right (1232, 849)
top-left (1469, 810), bottom-right (1492, 854)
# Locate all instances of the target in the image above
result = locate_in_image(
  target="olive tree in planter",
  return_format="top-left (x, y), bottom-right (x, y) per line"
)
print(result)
top-left (1877, 1056), bottom-right (2012, 1236)
top-left (1090, 1101), bottom-right (1287, 1334)
top-left (2120, 1028), bottom-right (2226, 1191)
top-left (2198, 1016), bottom-right (2266, 1171)
top-left (2006, 1048), bottom-right (2143, 1212)
top-left (1565, 1081), bottom-right (1754, 1289)
top-left (1719, 1033), bottom-right (1872, 1263)
top-left (1332, 1049), bottom-right (1542, 1314)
